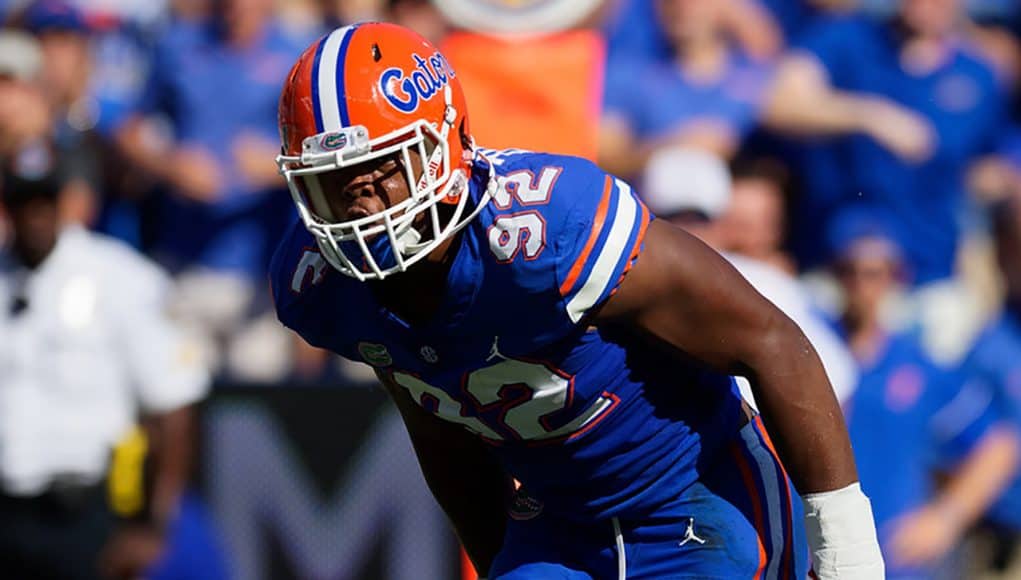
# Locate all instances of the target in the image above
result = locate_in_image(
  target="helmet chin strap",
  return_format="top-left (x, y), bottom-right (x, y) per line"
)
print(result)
top-left (397, 149), bottom-right (497, 258)
top-left (396, 227), bottom-right (423, 253)
top-left (413, 85), bottom-right (456, 198)
top-left (400, 85), bottom-right (458, 257)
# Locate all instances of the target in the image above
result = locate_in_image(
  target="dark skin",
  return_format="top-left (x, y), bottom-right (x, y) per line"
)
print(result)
top-left (8, 197), bottom-right (60, 269)
top-left (318, 151), bottom-right (459, 323)
top-left (323, 150), bottom-right (858, 573)
top-left (99, 406), bottom-right (198, 580)
top-left (994, 195), bottom-right (1021, 307)
top-left (3, 196), bottom-right (198, 580)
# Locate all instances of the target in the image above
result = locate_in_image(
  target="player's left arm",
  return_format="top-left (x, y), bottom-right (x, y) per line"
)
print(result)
top-left (596, 219), bottom-right (883, 579)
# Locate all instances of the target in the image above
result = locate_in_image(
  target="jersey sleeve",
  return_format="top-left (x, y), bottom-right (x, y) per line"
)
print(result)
top-left (269, 220), bottom-right (335, 348)
top-left (554, 166), bottom-right (653, 325)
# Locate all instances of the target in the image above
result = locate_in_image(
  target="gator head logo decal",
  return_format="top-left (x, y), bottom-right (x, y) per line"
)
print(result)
top-left (320, 132), bottom-right (348, 151)
top-left (357, 342), bottom-right (393, 367)
top-left (379, 51), bottom-right (456, 114)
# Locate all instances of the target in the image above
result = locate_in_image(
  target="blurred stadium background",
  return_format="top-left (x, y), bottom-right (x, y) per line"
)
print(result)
top-left (2, 0), bottom-right (1021, 578)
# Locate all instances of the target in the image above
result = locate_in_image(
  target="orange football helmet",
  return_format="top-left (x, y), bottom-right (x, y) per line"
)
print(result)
top-left (276, 23), bottom-right (483, 281)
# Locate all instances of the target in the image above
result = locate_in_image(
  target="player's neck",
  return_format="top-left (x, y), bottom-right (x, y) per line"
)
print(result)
top-left (370, 231), bottom-right (461, 325)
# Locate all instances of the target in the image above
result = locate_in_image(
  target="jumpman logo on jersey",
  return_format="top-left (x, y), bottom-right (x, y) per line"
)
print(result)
top-left (678, 517), bottom-right (707, 548)
top-left (486, 336), bottom-right (507, 362)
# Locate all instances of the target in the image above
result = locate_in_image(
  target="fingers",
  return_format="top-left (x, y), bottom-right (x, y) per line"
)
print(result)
top-left (170, 148), bottom-right (222, 201)
top-left (863, 100), bottom-right (937, 163)
top-left (887, 509), bottom-right (957, 568)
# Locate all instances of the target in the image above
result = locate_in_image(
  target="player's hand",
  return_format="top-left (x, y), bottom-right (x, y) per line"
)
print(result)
top-left (169, 147), bottom-right (223, 203)
top-left (968, 156), bottom-right (1021, 204)
top-left (233, 133), bottom-right (284, 189)
top-left (859, 98), bottom-right (936, 163)
top-left (97, 523), bottom-right (167, 579)
top-left (887, 503), bottom-right (963, 568)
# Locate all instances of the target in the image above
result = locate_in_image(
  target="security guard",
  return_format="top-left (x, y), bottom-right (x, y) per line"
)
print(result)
top-left (0, 153), bottom-right (209, 579)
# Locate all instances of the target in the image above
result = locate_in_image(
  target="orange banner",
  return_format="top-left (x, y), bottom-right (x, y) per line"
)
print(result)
top-left (443, 30), bottom-right (606, 161)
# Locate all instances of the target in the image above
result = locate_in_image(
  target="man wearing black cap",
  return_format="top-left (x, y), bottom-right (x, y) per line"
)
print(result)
top-left (0, 158), bottom-right (209, 579)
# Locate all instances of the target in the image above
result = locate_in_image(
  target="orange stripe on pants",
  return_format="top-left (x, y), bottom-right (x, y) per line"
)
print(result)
top-left (731, 443), bottom-right (768, 579)
top-left (754, 416), bottom-right (795, 580)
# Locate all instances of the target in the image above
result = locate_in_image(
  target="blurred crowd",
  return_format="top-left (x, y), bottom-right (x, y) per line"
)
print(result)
top-left (3, 0), bottom-right (1021, 578)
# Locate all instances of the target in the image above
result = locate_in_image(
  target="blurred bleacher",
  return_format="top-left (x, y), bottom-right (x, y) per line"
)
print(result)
top-left (2, 0), bottom-right (1021, 578)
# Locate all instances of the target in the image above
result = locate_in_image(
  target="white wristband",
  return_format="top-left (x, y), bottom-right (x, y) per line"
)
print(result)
top-left (802, 482), bottom-right (885, 580)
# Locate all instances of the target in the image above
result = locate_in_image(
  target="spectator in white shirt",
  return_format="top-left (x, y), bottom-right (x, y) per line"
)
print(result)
top-left (0, 153), bottom-right (209, 580)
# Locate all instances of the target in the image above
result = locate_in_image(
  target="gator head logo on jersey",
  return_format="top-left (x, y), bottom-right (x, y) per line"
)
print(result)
top-left (276, 23), bottom-right (484, 282)
top-left (358, 342), bottom-right (393, 367)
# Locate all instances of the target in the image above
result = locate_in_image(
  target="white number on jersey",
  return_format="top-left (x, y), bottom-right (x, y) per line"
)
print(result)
top-left (291, 250), bottom-right (328, 293)
top-left (393, 359), bottom-right (616, 442)
top-left (486, 166), bottom-right (561, 263)
top-left (493, 167), bottom-right (561, 209)
top-left (392, 373), bottom-right (503, 440)
top-left (487, 212), bottom-right (546, 263)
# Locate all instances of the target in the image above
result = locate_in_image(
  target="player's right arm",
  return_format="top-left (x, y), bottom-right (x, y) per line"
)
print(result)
top-left (377, 371), bottom-right (511, 575)
top-left (592, 220), bottom-right (883, 579)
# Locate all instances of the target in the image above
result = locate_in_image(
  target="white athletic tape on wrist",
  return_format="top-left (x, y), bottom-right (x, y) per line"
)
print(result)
top-left (802, 482), bottom-right (885, 580)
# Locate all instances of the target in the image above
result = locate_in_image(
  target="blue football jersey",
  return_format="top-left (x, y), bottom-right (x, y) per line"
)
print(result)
top-left (271, 149), bottom-right (746, 521)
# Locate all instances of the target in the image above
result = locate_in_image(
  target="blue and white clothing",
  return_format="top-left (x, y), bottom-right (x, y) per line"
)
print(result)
top-left (788, 15), bottom-right (1005, 281)
top-left (272, 149), bottom-right (808, 578)
top-left (845, 331), bottom-right (998, 579)
top-left (132, 19), bottom-right (307, 278)
top-left (961, 308), bottom-right (1021, 531)
top-left (604, 53), bottom-right (772, 145)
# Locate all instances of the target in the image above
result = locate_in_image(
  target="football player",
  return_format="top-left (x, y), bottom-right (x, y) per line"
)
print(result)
top-left (271, 23), bottom-right (883, 579)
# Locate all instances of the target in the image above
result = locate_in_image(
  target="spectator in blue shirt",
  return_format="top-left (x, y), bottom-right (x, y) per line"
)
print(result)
top-left (765, 0), bottom-right (1005, 286)
top-left (960, 196), bottom-right (1021, 573)
top-left (603, 0), bottom-right (783, 65)
top-left (600, 0), bottom-right (777, 177)
top-left (115, 0), bottom-right (309, 380)
top-left (754, 0), bottom-right (855, 41)
top-left (832, 211), bottom-right (1017, 578)
top-left (118, 0), bottom-right (309, 273)
top-left (603, 0), bottom-right (671, 64)
top-left (17, 1), bottom-right (114, 229)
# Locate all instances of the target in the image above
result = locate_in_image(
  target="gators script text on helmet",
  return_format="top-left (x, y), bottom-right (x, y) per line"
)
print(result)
top-left (277, 22), bottom-right (482, 281)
